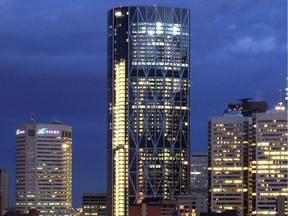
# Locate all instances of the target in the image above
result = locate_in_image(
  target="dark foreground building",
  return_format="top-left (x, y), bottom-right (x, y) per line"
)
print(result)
top-left (107, 6), bottom-right (190, 216)
top-left (82, 193), bottom-right (107, 216)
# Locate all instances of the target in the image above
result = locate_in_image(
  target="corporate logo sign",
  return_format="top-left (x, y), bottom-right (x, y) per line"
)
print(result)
top-left (16, 129), bottom-right (25, 135)
top-left (37, 128), bottom-right (60, 135)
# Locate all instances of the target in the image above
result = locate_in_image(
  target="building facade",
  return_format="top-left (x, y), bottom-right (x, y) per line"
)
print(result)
top-left (15, 123), bottom-right (72, 215)
top-left (208, 116), bottom-right (252, 216)
top-left (252, 111), bottom-right (288, 215)
top-left (107, 6), bottom-right (190, 216)
top-left (0, 169), bottom-right (9, 211)
top-left (82, 193), bottom-right (107, 216)
top-left (190, 153), bottom-right (208, 214)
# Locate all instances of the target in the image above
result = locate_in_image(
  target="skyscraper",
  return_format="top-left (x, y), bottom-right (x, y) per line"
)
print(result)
top-left (0, 169), bottom-right (9, 211)
top-left (15, 123), bottom-right (72, 215)
top-left (107, 6), bottom-right (190, 216)
top-left (252, 110), bottom-right (287, 215)
top-left (208, 116), bottom-right (252, 216)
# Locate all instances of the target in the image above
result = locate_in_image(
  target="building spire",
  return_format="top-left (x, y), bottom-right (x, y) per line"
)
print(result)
top-left (275, 89), bottom-right (285, 111)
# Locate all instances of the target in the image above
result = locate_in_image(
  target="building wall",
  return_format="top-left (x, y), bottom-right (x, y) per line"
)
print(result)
top-left (208, 117), bottom-right (252, 216)
top-left (82, 193), bottom-right (107, 216)
top-left (0, 169), bottom-right (9, 210)
top-left (129, 203), bottom-right (173, 216)
top-left (252, 111), bottom-right (288, 215)
top-left (107, 6), bottom-right (190, 216)
top-left (15, 124), bottom-right (72, 216)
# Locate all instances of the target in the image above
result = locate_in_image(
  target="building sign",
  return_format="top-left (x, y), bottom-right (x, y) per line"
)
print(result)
top-left (37, 128), bottom-right (60, 135)
top-left (16, 129), bottom-right (25, 135)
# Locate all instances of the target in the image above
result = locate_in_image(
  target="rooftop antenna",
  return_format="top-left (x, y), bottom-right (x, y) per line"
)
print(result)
top-left (279, 89), bottom-right (282, 102)
top-left (30, 113), bottom-right (36, 124)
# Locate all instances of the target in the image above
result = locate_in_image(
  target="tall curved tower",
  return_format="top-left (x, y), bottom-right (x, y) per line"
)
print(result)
top-left (107, 6), bottom-right (190, 216)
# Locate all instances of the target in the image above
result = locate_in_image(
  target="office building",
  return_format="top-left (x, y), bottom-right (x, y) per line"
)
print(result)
top-left (252, 110), bottom-right (287, 215)
top-left (82, 193), bottom-right (107, 216)
top-left (15, 123), bottom-right (72, 216)
top-left (208, 115), bottom-right (252, 216)
top-left (190, 153), bottom-right (208, 213)
top-left (107, 6), bottom-right (190, 216)
top-left (0, 169), bottom-right (9, 211)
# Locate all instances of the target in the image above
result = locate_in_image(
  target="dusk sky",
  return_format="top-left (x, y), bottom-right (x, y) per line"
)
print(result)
top-left (0, 0), bottom-right (286, 208)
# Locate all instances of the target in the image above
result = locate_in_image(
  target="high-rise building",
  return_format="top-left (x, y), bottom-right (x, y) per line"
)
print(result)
top-left (252, 111), bottom-right (287, 215)
top-left (107, 6), bottom-right (190, 216)
top-left (0, 169), bottom-right (9, 211)
top-left (15, 123), bottom-right (72, 216)
top-left (190, 153), bottom-right (208, 192)
top-left (82, 193), bottom-right (107, 216)
top-left (208, 116), bottom-right (252, 216)
top-left (190, 153), bottom-right (208, 214)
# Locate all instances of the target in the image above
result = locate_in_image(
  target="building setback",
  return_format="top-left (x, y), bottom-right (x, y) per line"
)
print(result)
top-left (252, 111), bottom-right (288, 215)
top-left (107, 6), bottom-right (190, 216)
top-left (15, 123), bottom-right (72, 216)
top-left (0, 169), bottom-right (9, 211)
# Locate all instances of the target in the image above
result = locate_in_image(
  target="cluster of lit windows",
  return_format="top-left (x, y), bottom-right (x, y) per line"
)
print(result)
top-left (136, 148), bottom-right (188, 201)
top-left (253, 113), bottom-right (288, 214)
top-left (130, 21), bottom-right (189, 69)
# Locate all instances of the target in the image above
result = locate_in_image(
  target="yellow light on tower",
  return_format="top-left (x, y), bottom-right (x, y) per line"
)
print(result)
top-left (113, 60), bottom-right (127, 216)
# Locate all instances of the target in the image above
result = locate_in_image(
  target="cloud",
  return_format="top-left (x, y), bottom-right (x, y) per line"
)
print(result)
top-left (231, 36), bottom-right (279, 53)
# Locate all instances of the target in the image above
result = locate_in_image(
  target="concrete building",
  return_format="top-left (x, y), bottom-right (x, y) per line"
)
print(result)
top-left (208, 116), bottom-right (252, 216)
top-left (252, 111), bottom-right (287, 215)
top-left (107, 6), bottom-right (190, 216)
top-left (0, 169), bottom-right (9, 211)
top-left (15, 123), bottom-right (72, 216)
top-left (82, 193), bottom-right (107, 216)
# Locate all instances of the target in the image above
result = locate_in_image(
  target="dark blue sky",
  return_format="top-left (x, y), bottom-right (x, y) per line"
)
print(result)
top-left (0, 0), bottom-right (286, 208)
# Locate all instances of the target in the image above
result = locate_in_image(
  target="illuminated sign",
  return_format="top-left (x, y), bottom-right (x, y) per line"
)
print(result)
top-left (37, 128), bottom-right (60, 135)
top-left (16, 129), bottom-right (25, 135)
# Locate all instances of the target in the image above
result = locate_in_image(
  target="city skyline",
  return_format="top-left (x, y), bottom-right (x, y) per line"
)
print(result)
top-left (0, 0), bottom-right (286, 208)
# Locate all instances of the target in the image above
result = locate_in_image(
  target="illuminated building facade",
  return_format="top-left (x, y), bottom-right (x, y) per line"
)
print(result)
top-left (0, 169), bottom-right (9, 211)
top-left (15, 124), bottom-right (72, 215)
top-left (107, 6), bottom-right (190, 216)
top-left (208, 116), bottom-right (252, 216)
top-left (252, 111), bottom-right (288, 215)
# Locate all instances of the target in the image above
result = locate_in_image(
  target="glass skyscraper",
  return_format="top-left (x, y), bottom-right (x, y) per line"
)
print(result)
top-left (107, 6), bottom-right (190, 216)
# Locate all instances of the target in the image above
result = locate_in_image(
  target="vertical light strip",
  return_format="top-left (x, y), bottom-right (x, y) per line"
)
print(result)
top-left (113, 60), bottom-right (126, 216)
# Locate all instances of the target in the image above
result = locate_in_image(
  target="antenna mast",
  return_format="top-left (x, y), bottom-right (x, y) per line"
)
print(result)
top-left (31, 113), bottom-right (36, 124)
